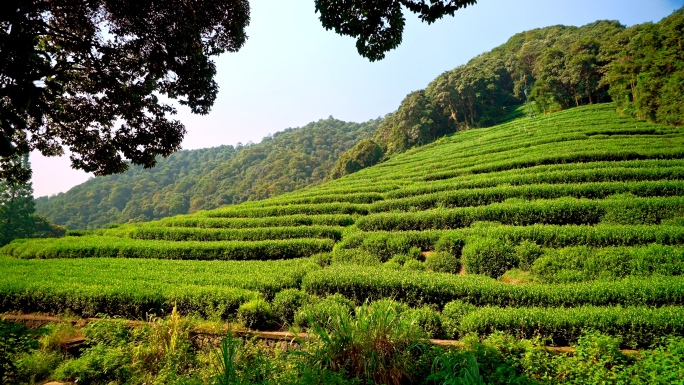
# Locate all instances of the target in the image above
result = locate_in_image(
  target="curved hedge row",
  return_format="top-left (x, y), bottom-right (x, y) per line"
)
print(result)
top-left (369, 180), bottom-right (684, 212)
top-left (1, 237), bottom-right (334, 261)
top-left (122, 226), bottom-right (343, 242)
top-left (338, 224), bottom-right (684, 252)
top-left (159, 214), bottom-right (355, 228)
top-left (301, 265), bottom-right (684, 308)
top-left (460, 306), bottom-right (684, 348)
top-left (205, 203), bottom-right (369, 218)
top-left (386, 163), bottom-right (684, 199)
top-left (0, 282), bottom-right (259, 319)
top-left (357, 197), bottom-right (684, 231)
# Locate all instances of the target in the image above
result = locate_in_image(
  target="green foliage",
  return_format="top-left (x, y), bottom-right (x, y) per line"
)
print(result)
top-left (0, 256), bottom-right (322, 318)
top-left (532, 244), bottom-right (684, 282)
top-left (407, 306), bottom-right (445, 339)
top-left (124, 225), bottom-right (343, 242)
top-left (441, 301), bottom-right (478, 339)
top-left (461, 237), bottom-right (517, 278)
top-left (515, 240), bottom-right (544, 271)
top-left (36, 118), bottom-right (380, 229)
top-left (207, 202), bottom-right (369, 218)
top-left (404, 258), bottom-right (426, 271)
top-left (303, 265), bottom-right (684, 308)
top-left (272, 289), bottom-right (310, 325)
top-left (330, 138), bottom-right (385, 179)
top-left (435, 232), bottom-right (467, 257)
top-left (53, 344), bottom-right (132, 384)
top-left (460, 305), bottom-right (684, 348)
top-left (15, 350), bottom-right (62, 384)
top-left (607, 9), bottom-right (684, 127)
top-left (83, 319), bottom-right (131, 347)
top-left (425, 252), bottom-right (460, 274)
top-left (238, 299), bottom-right (275, 330)
top-left (2, 236), bottom-right (334, 261)
top-left (161, 214), bottom-right (355, 228)
top-left (358, 196), bottom-right (684, 231)
top-left (0, 156), bottom-right (65, 246)
top-left (311, 249), bottom-right (381, 267)
top-left (429, 353), bottom-right (486, 385)
top-left (294, 294), bottom-right (355, 328)
top-left (301, 299), bottom-right (426, 385)
top-left (0, 321), bottom-right (39, 383)
top-left (360, 233), bottom-right (412, 262)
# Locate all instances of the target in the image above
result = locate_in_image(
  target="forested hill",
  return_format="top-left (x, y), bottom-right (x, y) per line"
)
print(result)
top-left (331, 7), bottom-right (684, 179)
top-left (35, 118), bottom-right (380, 229)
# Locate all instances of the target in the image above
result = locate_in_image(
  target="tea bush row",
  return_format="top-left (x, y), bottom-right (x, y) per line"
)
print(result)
top-left (0, 256), bottom-right (320, 304)
top-left (370, 180), bottom-right (684, 212)
top-left (357, 196), bottom-right (684, 231)
top-left (420, 141), bottom-right (684, 181)
top-left (159, 214), bottom-right (355, 228)
top-left (338, 224), bottom-right (684, 254)
top-left (1, 236), bottom-right (334, 261)
top-left (249, 192), bottom-right (385, 206)
top-left (204, 202), bottom-right (369, 218)
top-left (385, 161), bottom-right (684, 199)
top-left (123, 226), bottom-right (343, 242)
top-left (301, 265), bottom-right (684, 308)
top-left (460, 305), bottom-right (684, 348)
top-left (532, 244), bottom-right (684, 282)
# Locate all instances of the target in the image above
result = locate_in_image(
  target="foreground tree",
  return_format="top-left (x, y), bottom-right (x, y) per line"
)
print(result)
top-left (1, 0), bottom-right (477, 185)
top-left (1, 0), bottom-right (250, 184)
top-left (315, 0), bottom-right (477, 61)
top-left (0, 155), bottom-right (64, 245)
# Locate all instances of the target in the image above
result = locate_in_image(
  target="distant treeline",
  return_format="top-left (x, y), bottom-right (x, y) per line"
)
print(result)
top-left (35, 118), bottom-right (379, 229)
top-left (330, 8), bottom-right (684, 179)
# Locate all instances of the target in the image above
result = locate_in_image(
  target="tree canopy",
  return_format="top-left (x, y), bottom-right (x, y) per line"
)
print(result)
top-left (315, 0), bottom-right (476, 61)
top-left (0, 0), bottom-right (250, 184)
top-left (0, 155), bottom-right (65, 245)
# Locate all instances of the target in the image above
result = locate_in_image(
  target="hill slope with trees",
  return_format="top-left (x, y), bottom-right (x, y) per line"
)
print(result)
top-left (331, 7), bottom-right (683, 179)
top-left (35, 118), bottom-right (379, 229)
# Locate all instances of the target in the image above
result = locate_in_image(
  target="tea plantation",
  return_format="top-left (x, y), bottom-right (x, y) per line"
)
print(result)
top-left (3, 103), bottom-right (684, 348)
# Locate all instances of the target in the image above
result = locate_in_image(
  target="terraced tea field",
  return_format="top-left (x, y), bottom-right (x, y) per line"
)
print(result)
top-left (3, 103), bottom-right (684, 348)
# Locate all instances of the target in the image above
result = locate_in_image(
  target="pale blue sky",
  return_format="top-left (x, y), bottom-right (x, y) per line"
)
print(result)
top-left (31, 0), bottom-right (683, 197)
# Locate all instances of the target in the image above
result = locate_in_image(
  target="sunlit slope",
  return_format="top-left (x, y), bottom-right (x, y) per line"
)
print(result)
top-left (2, 103), bottom-right (684, 345)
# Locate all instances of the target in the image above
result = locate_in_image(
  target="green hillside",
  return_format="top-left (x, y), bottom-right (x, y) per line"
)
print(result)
top-left (332, 8), bottom-right (684, 178)
top-left (4, 103), bottom-right (684, 347)
top-left (34, 117), bottom-right (380, 229)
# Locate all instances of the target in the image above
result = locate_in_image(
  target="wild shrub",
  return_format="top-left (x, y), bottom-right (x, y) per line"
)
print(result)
top-left (83, 319), bottom-right (131, 347)
top-left (53, 344), bottom-right (132, 384)
top-left (0, 321), bottom-right (39, 384)
top-left (461, 237), bottom-right (517, 278)
top-left (407, 306), bottom-right (445, 339)
top-left (302, 299), bottom-right (426, 385)
top-left (39, 322), bottom-right (79, 353)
